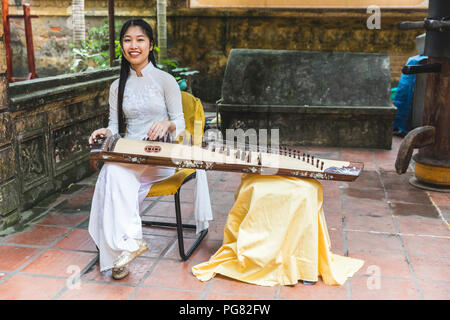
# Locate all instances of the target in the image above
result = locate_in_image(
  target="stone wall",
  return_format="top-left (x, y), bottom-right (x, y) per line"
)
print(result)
top-left (1, 0), bottom-right (120, 233)
top-left (0, 6), bottom-right (18, 232)
top-left (167, 8), bottom-right (427, 103)
top-left (6, 1), bottom-right (426, 103)
top-left (0, 55), bottom-right (119, 232)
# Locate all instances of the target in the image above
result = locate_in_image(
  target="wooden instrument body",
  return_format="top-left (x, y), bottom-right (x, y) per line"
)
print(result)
top-left (90, 134), bottom-right (363, 182)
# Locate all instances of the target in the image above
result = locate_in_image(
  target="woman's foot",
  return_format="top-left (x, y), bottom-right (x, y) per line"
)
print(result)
top-left (112, 265), bottom-right (130, 280)
top-left (113, 239), bottom-right (149, 269)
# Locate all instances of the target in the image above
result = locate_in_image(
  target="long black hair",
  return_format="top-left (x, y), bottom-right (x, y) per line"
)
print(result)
top-left (117, 19), bottom-right (157, 134)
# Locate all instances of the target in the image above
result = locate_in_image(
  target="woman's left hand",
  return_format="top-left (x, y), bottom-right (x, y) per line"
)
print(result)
top-left (147, 120), bottom-right (173, 140)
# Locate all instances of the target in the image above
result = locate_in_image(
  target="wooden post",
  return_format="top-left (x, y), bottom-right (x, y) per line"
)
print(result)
top-left (108, 0), bottom-right (115, 67)
top-left (23, 3), bottom-right (37, 79)
top-left (410, 57), bottom-right (450, 188)
top-left (2, 0), bottom-right (12, 82)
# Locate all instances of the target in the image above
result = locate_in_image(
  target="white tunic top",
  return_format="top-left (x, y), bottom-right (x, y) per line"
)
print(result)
top-left (107, 61), bottom-right (186, 139)
top-left (102, 61), bottom-right (212, 235)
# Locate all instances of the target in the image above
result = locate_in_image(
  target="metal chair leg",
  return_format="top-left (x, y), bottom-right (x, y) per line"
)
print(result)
top-left (173, 190), bottom-right (208, 261)
top-left (141, 173), bottom-right (208, 260)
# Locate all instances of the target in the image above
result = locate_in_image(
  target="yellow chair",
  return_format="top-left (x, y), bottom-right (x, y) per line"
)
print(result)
top-left (141, 91), bottom-right (208, 260)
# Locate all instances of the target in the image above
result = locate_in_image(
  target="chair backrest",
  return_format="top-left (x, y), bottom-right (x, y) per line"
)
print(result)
top-left (179, 91), bottom-right (205, 146)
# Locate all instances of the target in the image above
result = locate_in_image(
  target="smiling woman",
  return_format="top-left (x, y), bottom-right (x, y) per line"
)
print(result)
top-left (121, 26), bottom-right (154, 76)
top-left (87, 19), bottom-right (212, 281)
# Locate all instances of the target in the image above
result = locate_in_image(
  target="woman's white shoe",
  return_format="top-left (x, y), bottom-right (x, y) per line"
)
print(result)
top-left (113, 239), bottom-right (149, 269)
top-left (112, 265), bottom-right (130, 280)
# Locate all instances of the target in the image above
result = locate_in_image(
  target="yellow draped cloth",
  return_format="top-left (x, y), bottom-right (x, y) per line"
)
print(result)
top-left (192, 174), bottom-right (364, 286)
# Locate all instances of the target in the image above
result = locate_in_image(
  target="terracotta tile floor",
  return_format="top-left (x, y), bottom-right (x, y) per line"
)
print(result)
top-left (0, 136), bottom-right (449, 300)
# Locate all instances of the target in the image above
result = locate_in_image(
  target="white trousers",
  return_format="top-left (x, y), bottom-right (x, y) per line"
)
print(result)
top-left (88, 162), bottom-right (175, 271)
top-left (88, 162), bottom-right (213, 272)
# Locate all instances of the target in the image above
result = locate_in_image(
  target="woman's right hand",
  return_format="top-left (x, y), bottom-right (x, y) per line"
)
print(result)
top-left (89, 128), bottom-right (112, 145)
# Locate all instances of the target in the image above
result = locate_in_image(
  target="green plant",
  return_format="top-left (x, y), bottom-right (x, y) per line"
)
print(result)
top-left (69, 19), bottom-right (121, 73)
top-left (155, 46), bottom-right (199, 91)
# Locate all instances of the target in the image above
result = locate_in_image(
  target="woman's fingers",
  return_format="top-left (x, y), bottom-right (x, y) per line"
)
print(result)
top-left (89, 129), bottom-right (107, 144)
top-left (148, 122), bottom-right (168, 140)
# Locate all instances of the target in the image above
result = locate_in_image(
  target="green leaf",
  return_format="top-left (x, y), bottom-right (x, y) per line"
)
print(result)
top-left (179, 70), bottom-right (199, 76)
top-left (159, 59), bottom-right (178, 68)
top-left (172, 67), bottom-right (190, 72)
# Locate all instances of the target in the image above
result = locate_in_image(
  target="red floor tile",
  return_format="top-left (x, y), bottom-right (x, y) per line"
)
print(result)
top-left (408, 255), bottom-right (450, 282)
top-left (342, 198), bottom-right (391, 217)
top-left (402, 235), bottom-right (450, 258)
top-left (144, 201), bottom-right (194, 220)
top-left (321, 180), bottom-right (341, 193)
top-left (140, 234), bottom-right (175, 258)
top-left (417, 281), bottom-right (450, 300)
top-left (373, 149), bottom-right (398, 163)
top-left (54, 197), bottom-right (91, 213)
top-left (323, 212), bottom-right (343, 230)
top-left (35, 193), bottom-right (69, 209)
top-left (210, 204), bottom-right (234, 220)
top-left (208, 276), bottom-right (277, 298)
top-left (342, 188), bottom-right (386, 202)
top-left (81, 257), bottom-right (154, 285)
top-left (57, 282), bottom-right (134, 300)
top-left (20, 249), bottom-right (97, 277)
top-left (395, 216), bottom-right (449, 237)
top-left (0, 136), bottom-right (444, 301)
top-left (349, 276), bottom-right (420, 300)
top-left (347, 251), bottom-right (412, 279)
top-left (52, 229), bottom-right (97, 251)
top-left (323, 197), bottom-right (342, 214)
top-left (142, 259), bottom-right (208, 291)
top-left (321, 183), bottom-right (341, 199)
top-left (346, 231), bottom-right (404, 254)
top-left (213, 173), bottom-right (242, 192)
top-left (328, 229), bottom-right (344, 250)
top-left (0, 245), bottom-right (41, 272)
top-left (209, 190), bottom-right (237, 207)
top-left (164, 238), bottom-right (222, 262)
top-left (341, 171), bottom-right (383, 190)
top-left (279, 279), bottom-right (347, 300)
top-left (36, 211), bottom-right (89, 228)
top-left (132, 287), bottom-right (203, 300)
top-left (390, 202), bottom-right (439, 219)
top-left (200, 219), bottom-right (227, 241)
top-left (139, 199), bottom-right (155, 213)
top-left (158, 189), bottom-right (195, 203)
top-left (69, 187), bottom-right (95, 202)
top-left (428, 191), bottom-right (450, 207)
top-left (344, 214), bottom-right (397, 234)
top-left (3, 225), bottom-right (70, 246)
top-left (0, 274), bottom-right (67, 300)
top-left (387, 189), bottom-right (432, 205)
top-left (205, 292), bottom-right (271, 300)
top-left (141, 223), bottom-right (178, 237)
